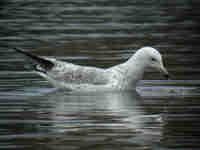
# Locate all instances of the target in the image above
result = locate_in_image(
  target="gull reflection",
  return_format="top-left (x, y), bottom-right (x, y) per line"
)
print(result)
top-left (46, 91), bottom-right (146, 132)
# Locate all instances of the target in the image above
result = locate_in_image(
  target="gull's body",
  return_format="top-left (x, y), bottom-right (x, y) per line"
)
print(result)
top-left (15, 47), bottom-right (169, 92)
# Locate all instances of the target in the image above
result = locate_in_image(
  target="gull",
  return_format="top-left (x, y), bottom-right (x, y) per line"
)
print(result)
top-left (15, 47), bottom-right (169, 92)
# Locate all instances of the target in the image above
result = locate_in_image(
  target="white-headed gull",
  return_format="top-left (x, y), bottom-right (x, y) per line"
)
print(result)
top-left (15, 47), bottom-right (169, 92)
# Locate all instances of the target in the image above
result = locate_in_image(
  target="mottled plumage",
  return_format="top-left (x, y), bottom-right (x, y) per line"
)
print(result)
top-left (15, 47), bottom-right (169, 92)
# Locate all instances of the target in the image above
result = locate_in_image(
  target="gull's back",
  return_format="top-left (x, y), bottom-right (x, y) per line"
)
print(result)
top-left (45, 59), bottom-right (111, 87)
top-left (15, 48), bottom-right (114, 91)
top-left (15, 47), bottom-right (140, 92)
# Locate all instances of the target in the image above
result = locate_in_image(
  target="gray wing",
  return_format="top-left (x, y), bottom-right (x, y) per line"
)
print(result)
top-left (47, 61), bottom-right (110, 85)
top-left (14, 48), bottom-right (111, 86)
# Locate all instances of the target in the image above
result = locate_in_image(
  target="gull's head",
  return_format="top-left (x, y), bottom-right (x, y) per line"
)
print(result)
top-left (134, 47), bottom-right (169, 79)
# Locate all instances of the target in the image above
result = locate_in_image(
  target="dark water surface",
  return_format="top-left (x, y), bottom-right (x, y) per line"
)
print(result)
top-left (1, 0), bottom-right (200, 149)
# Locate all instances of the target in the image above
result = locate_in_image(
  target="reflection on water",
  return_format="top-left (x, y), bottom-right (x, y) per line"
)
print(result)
top-left (1, 0), bottom-right (200, 149)
top-left (0, 90), bottom-right (161, 150)
top-left (1, 83), bottom-right (200, 149)
top-left (49, 91), bottom-right (144, 131)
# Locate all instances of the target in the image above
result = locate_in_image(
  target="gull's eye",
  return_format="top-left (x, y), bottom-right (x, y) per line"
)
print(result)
top-left (151, 58), bottom-right (156, 62)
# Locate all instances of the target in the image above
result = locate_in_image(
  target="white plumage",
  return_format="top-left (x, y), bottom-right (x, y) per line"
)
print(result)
top-left (15, 47), bottom-right (169, 92)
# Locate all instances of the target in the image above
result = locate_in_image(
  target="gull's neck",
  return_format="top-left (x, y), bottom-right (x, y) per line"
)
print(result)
top-left (113, 50), bottom-right (148, 89)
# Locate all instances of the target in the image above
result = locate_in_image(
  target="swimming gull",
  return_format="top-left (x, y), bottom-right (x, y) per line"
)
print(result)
top-left (15, 47), bottom-right (169, 92)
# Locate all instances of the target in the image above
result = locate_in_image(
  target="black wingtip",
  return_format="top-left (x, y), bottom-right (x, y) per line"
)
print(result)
top-left (14, 47), bottom-right (24, 52)
top-left (14, 47), bottom-right (35, 58)
top-left (14, 47), bottom-right (29, 53)
top-left (14, 47), bottom-right (54, 71)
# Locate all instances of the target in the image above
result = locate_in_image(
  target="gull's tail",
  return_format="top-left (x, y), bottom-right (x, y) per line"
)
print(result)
top-left (14, 47), bottom-right (54, 72)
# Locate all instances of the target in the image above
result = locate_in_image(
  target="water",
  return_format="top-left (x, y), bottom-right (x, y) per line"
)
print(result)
top-left (1, 0), bottom-right (200, 149)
